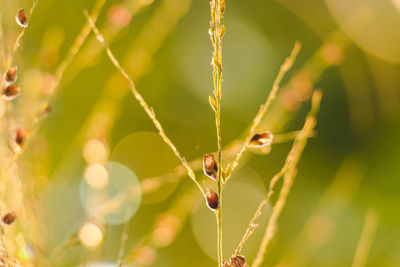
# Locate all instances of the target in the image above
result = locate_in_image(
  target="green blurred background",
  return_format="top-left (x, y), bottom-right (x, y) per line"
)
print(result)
top-left (2, 0), bottom-right (400, 266)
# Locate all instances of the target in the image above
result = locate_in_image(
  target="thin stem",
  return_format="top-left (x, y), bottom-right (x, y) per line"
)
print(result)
top-left (124, 186), bottom-right (199, 263)
top-left (224, 42), bottom-right (301, 185)
top-left (216, 188), bottom-right (223, 267)
top-left (12, 0), bottom-right (38, 53)
top-left (0, 218), bottom-right (9, 258)
top-left (235, 191), bottom-right (272, 256)
top-left (117, 217), bottom-right (131, 267)
top-left (21, 0), bottom-right (106, 152)
top-left (352, 209), bottom-right (379, 267)
top-left (252, 90), bottom-right (322, 267)
top-left (209, 0), bottom-right (225, 265)
top-left (84, 11), bottom-right (205, 197)
top-left (53, 0), bottom-right (106, 90)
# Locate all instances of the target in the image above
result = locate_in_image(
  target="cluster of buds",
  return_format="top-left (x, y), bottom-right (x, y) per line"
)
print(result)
top-left (223, 255), bottom-right (247, 267)
top-left (203, 154), bottom-right (220, 210)
top-left (248, 131), bottom-right (274, 148)
top-left (1, 8), bottom-right (29, 100)
top-left (2, 212), bottom-right (17, 225)
top-left (2, 65), bottom-right (20, 101)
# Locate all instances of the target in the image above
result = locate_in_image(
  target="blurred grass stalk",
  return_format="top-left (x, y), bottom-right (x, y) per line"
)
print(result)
top-left (277, 153), bottom-right (366, 266)
top-left (352, 209), bottom-right (379, 267)
top-left (49, 0), bottom-right (195, 262)
top-left (251, 90), bottom-right (322, 267)
top-left (0, 0), bottom-right (39, 265)
top-left (44, 0), bottom-right (191, 190)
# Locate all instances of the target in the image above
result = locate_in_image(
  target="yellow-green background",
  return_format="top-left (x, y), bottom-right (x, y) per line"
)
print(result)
top-left (2, 0), bottom-right (400, 266)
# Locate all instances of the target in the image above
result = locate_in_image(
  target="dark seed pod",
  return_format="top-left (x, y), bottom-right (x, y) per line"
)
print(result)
top-left (248, 131), bottom-right (274, 148)
top-left (16, 9), bottom-right (28, 28)
top-left (219, 0), bottom-right (226, 14)
top-left (230, 255), bottom-right (246, 267)
top-left (15, 128), bottom-right (27, 146)
top-left (3, 212), bottom-right (17, 225)
top-left (6, 66), bottom-right (18, 83)
top-left (206, 189), bottom-right (219, 210)
top-left (42, 104), bottom-right (53, 116)
top-left (3, 85), bottom-right (20, 100)
top-left (203, 154), bottom-right (218, 180)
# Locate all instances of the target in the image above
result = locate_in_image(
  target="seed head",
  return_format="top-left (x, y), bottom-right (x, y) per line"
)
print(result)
top-left (15, 128), bottom-right (27, 146)
top-left (223, 260), bottom-right (230, 267)
top-left (16, 9), bottom-right (28, 28)
top-left (6, 66), bottom-right (18, 83)
top-left (248, 131), bottom-right (274, 148)
top-left (3, 212), bottom-right (17, 225)
top-left (206, 189), bottom-right (219, 210)
top-left (3, 85), bottom-right (21, 100)
top-left (230, 255), bottom-right (246, 267)
top-left (203, 154), bottom-right (218, 180)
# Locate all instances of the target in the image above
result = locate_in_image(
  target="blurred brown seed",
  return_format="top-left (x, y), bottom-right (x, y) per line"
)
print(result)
top-left (16, 9), bottom-right (28, 28)
top-left (206, 189), bottom-right (219, 210)
top-left (203, 154), bottom-right (218, 180)
top-left (219, 0), bottom-right (226, 14)
top-left (15, 128), bottom-right (27, 146)
top-left (223, 260), bottom-right (230, 267)
top-left (6, 66), bottom-right (18, 83)
top-left (230, 255), bottom-right (246, 267)
top-left (42, 104), bottom-right (53, 116)
top-left (248, 131), bottom-right (274, 147)
top-left (3, 85), bottom-right (20, 100)
top-left (3, 212), bottom-right (17, 225)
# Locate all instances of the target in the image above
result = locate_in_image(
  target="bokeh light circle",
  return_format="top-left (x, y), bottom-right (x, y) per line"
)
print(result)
top-left (79, 162), bottom-right (141, 225)
top-left (324, 0), bottom-right (400, 63)
top-left (111, 131), bottom-right (180, 204)
top-left (79, 221), bottom-right (104, 248)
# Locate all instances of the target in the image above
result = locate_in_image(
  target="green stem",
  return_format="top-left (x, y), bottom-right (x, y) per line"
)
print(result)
top-left (216, 97), bottom-right (223, 267)
top-left (210, 0), bottom-right (224, 265)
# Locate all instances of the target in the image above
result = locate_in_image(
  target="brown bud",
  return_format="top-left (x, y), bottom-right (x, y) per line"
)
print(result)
top-left (42, 104), bottom-right (53, 116)
top-left (3, 85), bottom-right (20, 100)
top-left (223, 260), bottom-right (230, 267)
top-left (248, 131), bottom-right (274, 147)
top-left (3, 212), bottom-right (17, 225)
top-left (206, 189), bottom-right (219, 210)
top-left (6, 66), bottom-right (18, 83)
top-left (203, 154), bottom-right (218, 180)
top-left (15, 128), bottom-right (27, 146)
top-left (16, 9), bottom-right (28, 28)
top-left (230, 255), bottom-right (246, 267)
